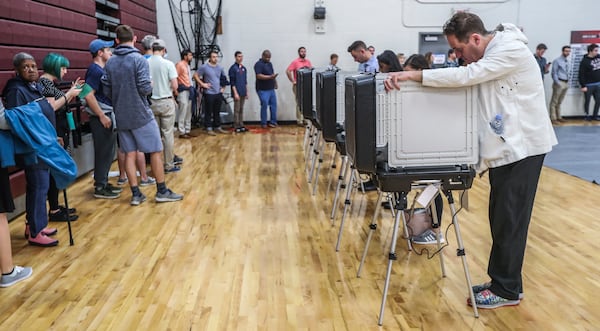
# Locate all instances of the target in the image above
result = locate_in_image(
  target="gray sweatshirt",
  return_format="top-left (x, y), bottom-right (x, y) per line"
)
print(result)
top-left (102, 45), bottom-right (153, 130)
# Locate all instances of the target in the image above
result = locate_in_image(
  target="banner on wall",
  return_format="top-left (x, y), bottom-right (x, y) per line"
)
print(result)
top-left (569, 30), bottom-right (600, 89)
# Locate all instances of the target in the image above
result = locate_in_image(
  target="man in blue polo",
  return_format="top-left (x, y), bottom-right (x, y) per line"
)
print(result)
top-left (228, 51), bottom-right (249, 133)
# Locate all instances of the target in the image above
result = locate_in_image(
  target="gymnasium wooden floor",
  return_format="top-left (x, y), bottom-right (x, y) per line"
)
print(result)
top-left (2, 123), bottom-right (599, 330)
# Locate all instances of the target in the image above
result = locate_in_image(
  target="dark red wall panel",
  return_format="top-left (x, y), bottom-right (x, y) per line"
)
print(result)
top-left (119, 1), bottom-right (155, 21)
top-left (120, 12), bottom-right (157, 36)
top-left (127, 0), bottom-right (156, 11)
top-left (34, 0), bottom-right (95, 16)
top-left (0, 0), bottom-right (96, 34)
top-left (0, 19), bottom-right (97, 50)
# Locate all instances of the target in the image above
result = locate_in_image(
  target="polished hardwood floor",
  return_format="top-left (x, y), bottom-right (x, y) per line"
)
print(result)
top-left (2, 122), bottom-right (600, 330)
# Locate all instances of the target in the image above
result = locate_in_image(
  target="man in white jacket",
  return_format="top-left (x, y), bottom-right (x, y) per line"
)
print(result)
top-left (386, 12), bottom-right (557, 309)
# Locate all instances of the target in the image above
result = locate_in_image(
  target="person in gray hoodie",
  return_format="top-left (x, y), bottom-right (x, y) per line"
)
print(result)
top-left (386, 12), bottom-right (557, 309)
top-left (103, 25), bottom-right (183, 206)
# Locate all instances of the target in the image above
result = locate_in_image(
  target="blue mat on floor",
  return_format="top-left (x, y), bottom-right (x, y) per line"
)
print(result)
top-left (544, 125), bottom-right (600, 183)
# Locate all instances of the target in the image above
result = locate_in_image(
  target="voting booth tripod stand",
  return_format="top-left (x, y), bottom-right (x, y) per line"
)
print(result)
top-left (358, 169), bottom-right (479, 325)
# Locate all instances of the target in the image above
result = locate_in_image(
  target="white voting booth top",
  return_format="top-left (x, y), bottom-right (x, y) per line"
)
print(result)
top-left (365, 73), bottom-right (479, 168)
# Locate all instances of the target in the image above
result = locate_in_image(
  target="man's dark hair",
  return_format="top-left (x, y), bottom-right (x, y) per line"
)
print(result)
top-left (448, 48), bottom-right (455, 56)
top-left (115, 25), bottom-right (134, 43)
top-left (442, 12), bottom-right (488, 43)
top-left (330, 53), bottom-right (338, 60)
top-left (297, 47), bottom-right (306, 54)
top-left (209, 50), bottom-right (219, 57)
top-left (561, 45), bottom-right (571, 52)
top-left (347, 40), bottom-right (367, 52)
top-left (588, 43), bottom-right (598, 53)
top-left (536, 43), bottom-right (547, 51)
top-left (180, 49), bottom-right (192, 59)
top-left (234, 51), bottom-right (242, 57)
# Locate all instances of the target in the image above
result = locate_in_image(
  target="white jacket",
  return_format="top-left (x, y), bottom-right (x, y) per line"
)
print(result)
top-left (422, 23), bottom-right (558, 172)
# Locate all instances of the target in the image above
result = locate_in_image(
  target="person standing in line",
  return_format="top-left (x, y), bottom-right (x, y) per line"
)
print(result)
top-left (386, 12), bottom-right (557, 309)
top-left (84, 39), bottom-right (124, 199)
top-left (228, 51), bottom-right (249, 133)
top-left (578, 43), bottom-right (600, 121)
top-left (38, 53), bottom-right (83, 222)
top-left (103, 25), bottom-right (183, 205)
top-left (327, 53), bottom-right (340, 71)
top-left (286, 47), bottom-right (313, 126)
top-left (0, 158), bottom-right (32, 287)
top-left (368, 45), bottom-right (375, 56)
top-left (254, 50), bottom-right (279, 128)
top-left (549, 45), bottom-right (572, 124)
top-left (347, 40), bottom-right (379, 73)
top-left (175, 49), bottom-right (196, 139)
top-left (114, 35), bottom-right (157, 188)
top-left (0, 102), bottom-right (33, 286)
top-left (194, 50), bottom-right (228, 135)
top-left (148, 39), bottom-right (180, 173)
top-left (534, 43), bottom-right (551, 79)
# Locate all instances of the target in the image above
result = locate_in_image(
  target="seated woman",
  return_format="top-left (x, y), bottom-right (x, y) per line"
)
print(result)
top-left (1, 53), bottom-right (72, 246)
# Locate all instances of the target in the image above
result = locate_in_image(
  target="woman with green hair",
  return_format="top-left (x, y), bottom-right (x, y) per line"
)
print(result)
top-left (39, 52), bottom-right (82, 224)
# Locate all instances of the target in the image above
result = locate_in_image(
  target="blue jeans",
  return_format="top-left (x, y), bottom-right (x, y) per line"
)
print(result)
top-left (257, 89), bottom-right (277, 125)
top-left (25, 165), bottom-right (50, 237)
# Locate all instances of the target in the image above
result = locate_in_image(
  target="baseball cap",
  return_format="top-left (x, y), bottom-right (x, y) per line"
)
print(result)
top-left (152, 39), bottom-right (167, 49)
top-left (89, 39), bottom-right (115, 54)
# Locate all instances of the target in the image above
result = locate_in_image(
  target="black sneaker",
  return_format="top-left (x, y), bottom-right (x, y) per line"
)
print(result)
top-left (58, 205), bottom-right (76, 214)
top-left (106, 183), bottom-right (123, 194)
top-left (235, 127), bottom-right (243, 133)
top-left (94, 186), bottom-right (121, 199)
top-left (173, 155), bottom-right (184, 165)
top-left (48, 209), bottom-right (79, 222)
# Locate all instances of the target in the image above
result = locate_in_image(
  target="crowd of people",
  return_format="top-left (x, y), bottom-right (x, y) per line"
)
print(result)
top-left (0, 16), bottom-right (596, 318)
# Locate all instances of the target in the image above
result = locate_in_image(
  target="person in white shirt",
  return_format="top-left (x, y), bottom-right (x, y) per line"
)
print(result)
top-left (549, 46), bottom-right (572, 124)
top-left (385, 12), bottom-right (557, 310)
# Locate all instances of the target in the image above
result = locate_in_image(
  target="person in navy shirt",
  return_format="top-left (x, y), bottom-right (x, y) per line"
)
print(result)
top-left (253, 50), bottom-right (278, 128)
top-left (228, 51), bottom-right (248, 133)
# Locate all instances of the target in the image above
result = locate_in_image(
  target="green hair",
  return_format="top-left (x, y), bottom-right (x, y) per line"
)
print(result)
top-left (42, 53), bottom-right (70, 78)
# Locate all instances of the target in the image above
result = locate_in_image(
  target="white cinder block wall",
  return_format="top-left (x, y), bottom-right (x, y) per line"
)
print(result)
top-left (157, 0), bottom-right (600, 121)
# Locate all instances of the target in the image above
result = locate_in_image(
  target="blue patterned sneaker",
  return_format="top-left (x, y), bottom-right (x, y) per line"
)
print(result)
top-left (468, 289), bottom-right (520, 309)
top-left (130, 193), bottom-right (147, 206)
top-left (0, 266), bottom-right (33, 288)
top-left (472, 282), bottom-right (524, 300)
top-left (117, 177), bottom-right (128, 185)
top-left (155, 189), bottom-right (183, 203)
top-left (139, 176), bottom-right (156, 186)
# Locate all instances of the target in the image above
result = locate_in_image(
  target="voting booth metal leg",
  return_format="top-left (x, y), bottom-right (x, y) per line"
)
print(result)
top-left (357, 190), bottom-right (384, 277)
top-left (330, 155), bottom-right (349, 222)
top-left (335, 167), bottom-right (355, 251)
top-left (303, 123), bottom-right (312, 157)
top-left (312, 136), bottom-right (325, 196)
top-left (378, 192), bottom-right (408, 326)
top-left (308, 131), bottom-right (322, 184)
top-left (445, 190), bottom-right (479, 318)
top-left (325, 147), bottom-right (339, 198)
top-left (429, 196), bottom-right (447, 277)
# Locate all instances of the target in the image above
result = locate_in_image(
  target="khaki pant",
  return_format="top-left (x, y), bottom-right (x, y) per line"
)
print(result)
top-left (292, 85), bottom-right (303, 124)
top-left (233, 97), bottom-right (246, 128)
top-left (150, 98), bottom-right (176, 169)
top-left (176, 90), bottom-right (192, 135)
top-left (549, 81), bottom-right (569, 120)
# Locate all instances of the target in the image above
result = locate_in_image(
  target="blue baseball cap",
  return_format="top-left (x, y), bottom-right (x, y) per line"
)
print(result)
top-left (89, 39), bottom-right (115, 54)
